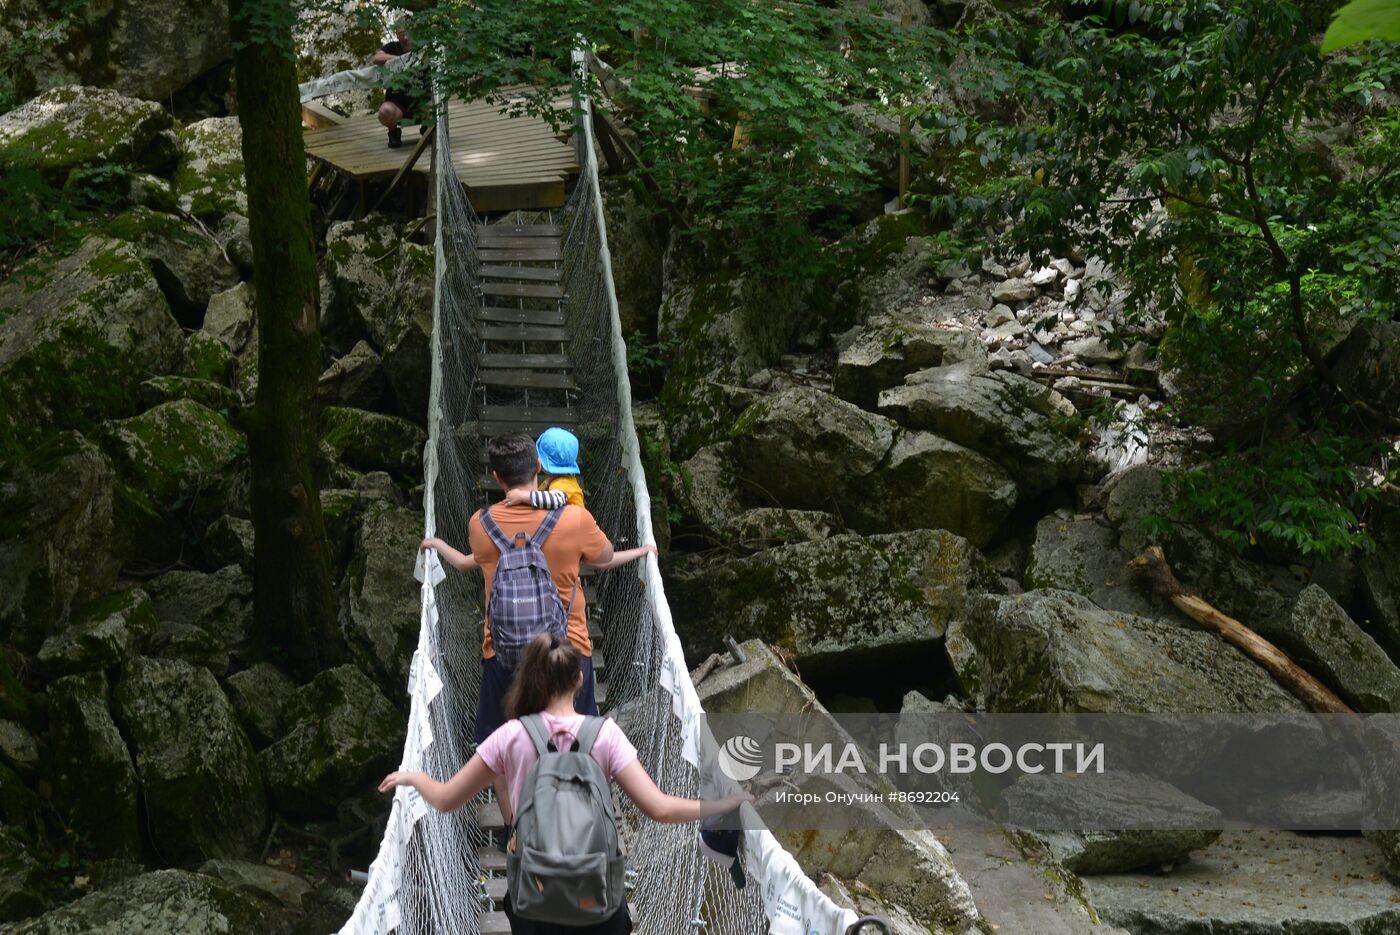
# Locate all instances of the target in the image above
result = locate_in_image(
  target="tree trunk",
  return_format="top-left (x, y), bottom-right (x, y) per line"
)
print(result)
top-left (231, 0), bottom-right (343, 676)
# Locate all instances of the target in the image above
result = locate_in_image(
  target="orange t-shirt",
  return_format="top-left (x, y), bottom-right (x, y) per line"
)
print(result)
top-left (469, 502), bottom-right (609, 658)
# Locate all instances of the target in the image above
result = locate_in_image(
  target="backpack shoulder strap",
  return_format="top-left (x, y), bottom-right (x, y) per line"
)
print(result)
top-left (529, 506), bottom-right (565, 547)
top-left (519, 713), bottom-right (552, 758)
top-left (477, 507), bottom-right (512, 552)
top-left (574, 716), bottom-right (606, 756)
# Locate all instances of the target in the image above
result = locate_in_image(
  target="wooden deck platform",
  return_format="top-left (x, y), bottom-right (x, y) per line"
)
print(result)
top-left (304, 97), bottom-right (579, 212)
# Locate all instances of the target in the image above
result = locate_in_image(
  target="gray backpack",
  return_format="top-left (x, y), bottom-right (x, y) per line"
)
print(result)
top-left (507, 714), bottom-right (626, 924)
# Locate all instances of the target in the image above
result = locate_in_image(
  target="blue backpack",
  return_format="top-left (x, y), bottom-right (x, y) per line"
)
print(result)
top-left (480, 506), bottom-right (577, 671)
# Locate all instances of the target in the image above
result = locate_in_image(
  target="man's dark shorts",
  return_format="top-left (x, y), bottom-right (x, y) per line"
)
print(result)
top-left (473, 653), bottom-right (598, 744)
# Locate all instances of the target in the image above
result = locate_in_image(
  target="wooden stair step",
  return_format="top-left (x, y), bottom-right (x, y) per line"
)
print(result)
top-left (481, 405), bottom-right (577, 423)
top-left (480, 910), bottom-right (512, 934)
top-left (478, 323), bottom-right (568, 343)
top-left (482, 281), bottom-right (565, 300)
top-left (477, 306), bottom-right (566, 326)
top-left (480, 876), bottom-right (508, 901)
top-left (479, 846), bottom-right (507, 872)
top-left (480, 265), bottom-right (562, 283)
top-left (479, 224), bottom-right (561, 237)
top-left (475, 235), bottom-right (562, 250)
top-left (479, 370), bottom-right (577, 390)
top-left (477, 799), bottom-right (506, 832)
top-left (478, 247), bottom-right (562, 262)
top-left (480, 353), bottom-right (570, 369)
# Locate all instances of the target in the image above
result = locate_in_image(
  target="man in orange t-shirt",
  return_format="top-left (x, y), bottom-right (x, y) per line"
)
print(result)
top-left (437, 433), bottom-right (614, 744)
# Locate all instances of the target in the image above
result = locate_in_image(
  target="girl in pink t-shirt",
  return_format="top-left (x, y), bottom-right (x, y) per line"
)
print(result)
top-left (379, 633), bottom-right (751, 934)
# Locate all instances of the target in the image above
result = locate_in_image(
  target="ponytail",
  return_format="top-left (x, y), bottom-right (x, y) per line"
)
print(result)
top-left (505, 633), bottom-right (582, 719)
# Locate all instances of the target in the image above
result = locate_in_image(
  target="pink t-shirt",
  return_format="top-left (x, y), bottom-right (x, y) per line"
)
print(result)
top-left (477, 713), bottom-right (638, 814)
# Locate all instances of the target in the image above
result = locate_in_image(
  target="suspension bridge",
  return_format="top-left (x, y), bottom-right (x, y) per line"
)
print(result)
top-left (298, 51), bottom-right (871, 935)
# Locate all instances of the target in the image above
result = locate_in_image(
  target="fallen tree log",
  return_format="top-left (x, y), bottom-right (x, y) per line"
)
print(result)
top-left (1127, 545), bottom-right (1355, 714)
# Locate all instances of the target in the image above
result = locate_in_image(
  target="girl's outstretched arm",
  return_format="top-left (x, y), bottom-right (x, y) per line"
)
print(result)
top-left (585, 544), bottom-right (658, 571)
top-left (379, 754), bottom-right (498, 813)
top-left (613, 760), bottom-right (751, 823)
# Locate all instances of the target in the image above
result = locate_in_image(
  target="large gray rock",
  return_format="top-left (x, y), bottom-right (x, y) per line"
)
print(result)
top-left (0, 721), bottom-right (37, 778)
top-left (202, 282), bottom-right (255, 356)
top-left (1082, 830), bottom-right (1400, 934)
top-left (854, 430), bottom-right (1017, 549)
top-left (731, 386), bottom-right (896, 513)
top-left (948, 590), bottom-right (1307, 713)
top-left (1004, 773), bottom-right (1221, 874)
top-left (0, 236), bottom-right (185, 441)
top-left (222, 663), bottom-right (296, 750)
top-left (0, 86), bottom-right (179, 177)
top-left (137, 375), bottom-right (240, 413)
top-left (37, 588), bottom-right (158, 677)
top-left (3, 869), bottom-right (285, 934)
top-left (147, 565), bottom-right (254, 656)
top-left (1283, 585), bottom-right (1400, 713)
top-left (0, 828), bottom-right (46, 923)
top-left (96, 399), bottom-right (246, 556)
top-left (0, 1), bottom-right (229, 102)
top-left (668, 529), bottom-right (1002, 668)
top-left (47, 672), bottom-right (140, 860)
top-left (114, 657), bottom-right (265, 864)
top-left (294, 2), bottom-right (385, 116)
top-left (105, 207), bottom-right (239, 322)
top-left (381, 303), bottom-right (432, 423)
top-left (725, 508), bottom-right (840, 551)
top-left (258, 665), bottom-right (402, 817)
top-left (1334, 319), bottom-right (1400, 418)
top-left (878, 364), bottom-right (1087, 494)
top-left (1026, 512), bottom-right (1192, 626)
top-left (319, 340), bottom-right (391, 411)
top-left (673, 442), bottom-right (744, 542)
top-left (832, 317), bottom-right (988, 410)
top-left (320, 216), bottom-right (433, 355)
top-left (320, 406), bottom-right (426, 478)
top-left (601, 177), bottom-right (668, 338)
top-left (343, 504), bottom-right (422, 696)
top-left (0, 433), bottom-right (120, 652)
top-left (174, 118), bottom-right (250, 266)
top-left (827, 213), bottom-right (938, 326)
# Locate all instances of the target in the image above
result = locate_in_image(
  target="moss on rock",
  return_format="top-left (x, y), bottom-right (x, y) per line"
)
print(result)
top-left (0, 86), bottom-right (179, 180)
top-left (320, 406), bottom-right (425, 478)
top-left (36, 588), bottom-right (157, 677)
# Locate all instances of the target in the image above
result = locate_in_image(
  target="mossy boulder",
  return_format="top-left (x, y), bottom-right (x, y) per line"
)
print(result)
top-left (2, 869), bottom-right (286, 934)
top-left (258, 665), bottom-right (402, 817)
top-left (673, 442), bottom-right (745, 542)
top-left (0, 433), bottom-right (120, 653)
top-left (0, 828), bottom-right (47, 923)
top-left (197, 515), bottom-right (254, 574)
top-left (104, 207), bottom-right (239, 324)
top-left (947, 589), bottom-right (1307, 713)
top-left (0, 86), bottom-right (179, 179)
top-left (222, 662), bottom-right (296, 750)
top-left (725, 508), bottom-right (840, 552)
top-left (114, 657), bottom-right (266, 864)
top-left (342, 504), bottom-right (423, 697)
top-left (0, 721), bottom-right (37, 779)
top-left (1025, 512), bottom-right (1193, 626)
top-left (832, 316), bottom-right (987, 410)
top-left (0, 0), bottom-right (230, 103)
top-left (137, 375), bottom-right (240, 413)
top-left (146, 565), bottom-right (253, 655)
top-left (174, 118), bottom-right (250, 266)
top-left (46, 671), bottom-right (141, 860)
top-left (37, 588), bottom-right (158, 677)
top-left (185, 331), bottom-right (236, 385)
top-left (667, 529), bottom-right (1003, 669)
top-left (826, 212), bottom-right (936, 331)
top-left (381, 304), bottom-right (433, 424)
top-left (320, 406), bottom-right (425, 478)
top-left (96, 399), bottom-right (246, 557)
top-left (878, 363), bottom-right (1088, 495)
top-left (202, 282), bottom-right (255, 356)
top-left (319, 340), bottom-right (391, 411)
top-left (0, 235), bottom-right (185, 448)
top-left (854, 430), bottom-right (1017, 549)
top-left (0, 761), bottom-right (38, 831)
top-left (319, 216), bottom-right (433, 356)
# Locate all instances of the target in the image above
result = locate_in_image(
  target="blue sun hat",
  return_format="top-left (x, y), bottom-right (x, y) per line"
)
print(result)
top-left (536, 427), bottom-right (581, 475)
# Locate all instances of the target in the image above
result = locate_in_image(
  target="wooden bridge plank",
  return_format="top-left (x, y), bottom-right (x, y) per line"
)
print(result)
top-left (480, 405), bottom-right (578, 423)
top-left (481, 281), bottom-right (565, 300)
top-left (479, 265), bottom-right (562, 283)
top-left (478, 323), bottom-right (569, 342)
top-left (477, 248), bottom-right (563, 262)
top-left (476, 306), bottom-right (566, 326)
top-left (478, 224), bottom-right (562, 237)
top-left (479, 370), bottom-right (577, 390)
top-left (480, 353), bottom-right (570, 369)
top-left (475, 235), bottom-right (562, 250)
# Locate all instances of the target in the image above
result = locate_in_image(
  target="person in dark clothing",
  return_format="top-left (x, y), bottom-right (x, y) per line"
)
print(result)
top-left (374, 18), bottom-right (423, 148)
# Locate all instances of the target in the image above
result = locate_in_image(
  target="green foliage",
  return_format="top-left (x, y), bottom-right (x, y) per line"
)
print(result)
top-left (1167, 422), bottom-right (1394, 556)
top-left (1323, 0), bottom-right (1400, 51)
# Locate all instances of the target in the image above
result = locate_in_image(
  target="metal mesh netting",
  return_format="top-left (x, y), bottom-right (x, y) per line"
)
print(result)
top-left (339, 72), bottom-right (854, 935)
